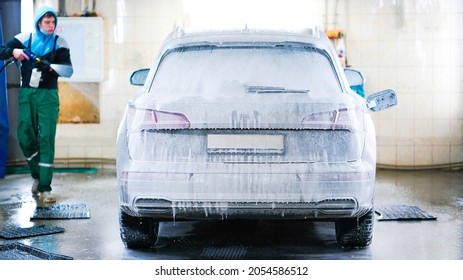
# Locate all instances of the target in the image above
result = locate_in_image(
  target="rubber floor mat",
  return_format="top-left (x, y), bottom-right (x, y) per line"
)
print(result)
top-left (0, 242), bottom-right (73, 260)
top-left (375, 205), bottom-right (437, 221)
top-left (31, 203), bottom-right (90, 219)
top-left (0, 225), bottom-right (64, 239)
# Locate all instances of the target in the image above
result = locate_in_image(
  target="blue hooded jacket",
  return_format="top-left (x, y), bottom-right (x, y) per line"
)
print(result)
top-left (0, 5), bottom-right (73, 88)
top-left (30, 5), bottom-right (59, 56)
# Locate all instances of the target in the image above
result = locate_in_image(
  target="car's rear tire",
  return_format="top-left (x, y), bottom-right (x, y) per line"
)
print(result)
top-left (119, 208), bottom-right (159, 248)
top-left (335, 208), bottom-right (374, 248)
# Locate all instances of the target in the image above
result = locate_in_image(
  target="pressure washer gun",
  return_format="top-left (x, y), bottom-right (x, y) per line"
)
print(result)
top-left (23, 49), bottom-right (39, 61)
top-left (24, 49), bottom-right (73, 78)
top-left (23, 49), bottom-right (53, 72)
top-left (0, 49), bottom-right (41, 73)
top-left (0, 49), bottom-right (73, 78)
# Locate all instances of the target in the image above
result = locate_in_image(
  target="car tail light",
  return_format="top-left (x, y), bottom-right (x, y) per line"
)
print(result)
top-left (127, 105), bottom-right (190, 131)
top-left (300, 106), bottom-right (363, 131)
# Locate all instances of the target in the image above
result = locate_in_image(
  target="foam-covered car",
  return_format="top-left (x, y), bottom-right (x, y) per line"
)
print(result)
top-left (117, 27), bottom-right (397, 248)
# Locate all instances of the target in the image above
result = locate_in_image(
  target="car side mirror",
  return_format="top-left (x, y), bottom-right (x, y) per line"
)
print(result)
top-left (344, 68), bottom-right (365, 87)
top-left (366, 89), bottom-right (398, 112)
top-left (344, 68), bottom-right (366, 97)
top-left (130, 68), bottom-right (150, 86)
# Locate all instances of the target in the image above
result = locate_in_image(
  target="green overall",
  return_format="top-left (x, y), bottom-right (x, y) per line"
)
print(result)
top-left (18, 87), bottom-right (59, 192)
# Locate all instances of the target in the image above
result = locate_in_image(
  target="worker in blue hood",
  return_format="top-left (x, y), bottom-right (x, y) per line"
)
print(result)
top-left (0, 6), bottom-right (73, 203)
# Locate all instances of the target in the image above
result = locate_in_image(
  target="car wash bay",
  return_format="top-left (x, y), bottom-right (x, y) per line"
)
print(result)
top-left (1, 0), bottom-right (462, 262)
top-left (0, 168), bottom-right (462, 260)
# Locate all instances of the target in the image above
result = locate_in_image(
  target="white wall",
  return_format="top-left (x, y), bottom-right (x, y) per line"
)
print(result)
top-left (343, 0), bottom-right (463, 168)
top-left (54, 0), bottom-right (185, 167)
top-left (52, 0), bottom-right (463, 169)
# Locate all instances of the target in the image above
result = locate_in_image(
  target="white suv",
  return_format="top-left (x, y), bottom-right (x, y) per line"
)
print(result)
top-left (117, 27), bottom-right (397, 249)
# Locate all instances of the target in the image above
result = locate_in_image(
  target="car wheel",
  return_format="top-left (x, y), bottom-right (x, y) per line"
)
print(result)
top-left (119, 208), bottom-right (159, 248)
top-left (335, 208), bottom-right (374, 248)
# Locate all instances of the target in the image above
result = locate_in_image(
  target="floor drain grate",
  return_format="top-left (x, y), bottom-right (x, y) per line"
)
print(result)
top-left (375, 205), bottom-right (437, 221)
top-left (0, 225), bottom-right (64, 239)
top-left (199, 245), bottom-right (247, 260)
top-left (31, 203), bottom-right (90, 219)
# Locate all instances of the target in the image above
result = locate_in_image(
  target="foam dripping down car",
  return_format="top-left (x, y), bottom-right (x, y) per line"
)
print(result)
top-left (117, 27), bottom-right (397, 249)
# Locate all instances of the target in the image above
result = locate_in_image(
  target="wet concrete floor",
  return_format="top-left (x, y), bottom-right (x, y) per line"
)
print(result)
top-left (0, 168), bottom-right (462, 260)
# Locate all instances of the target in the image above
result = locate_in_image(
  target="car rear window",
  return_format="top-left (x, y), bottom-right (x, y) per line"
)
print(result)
top-left (148, 45), bottom-right (342, 98)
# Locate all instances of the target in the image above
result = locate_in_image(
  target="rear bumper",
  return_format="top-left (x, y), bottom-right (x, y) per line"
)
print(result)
top-left (118, 161), bottom-right (375, 220)
top-left (122, 198), bottom-right (369, 220)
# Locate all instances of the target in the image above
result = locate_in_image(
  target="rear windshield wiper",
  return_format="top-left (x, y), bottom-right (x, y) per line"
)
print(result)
top-left (244, 85), bottom-right (310, 94)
